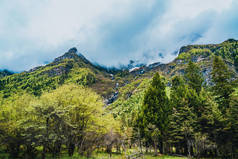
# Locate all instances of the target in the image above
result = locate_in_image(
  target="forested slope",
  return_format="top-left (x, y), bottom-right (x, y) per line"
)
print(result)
top-left (1, 39), bottom-right (238, 158)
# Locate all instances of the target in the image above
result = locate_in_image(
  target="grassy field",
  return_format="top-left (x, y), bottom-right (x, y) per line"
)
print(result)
top-left (80, 152), bottom-right (186, 159)
top-left (48, 153), bottom-right (187, 159)
top-left (0, 152), bottom-right (187, 159)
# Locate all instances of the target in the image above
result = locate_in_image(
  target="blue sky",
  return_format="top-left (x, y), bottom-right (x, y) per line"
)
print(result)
top-left (0, 0), bottom-right (238, 71)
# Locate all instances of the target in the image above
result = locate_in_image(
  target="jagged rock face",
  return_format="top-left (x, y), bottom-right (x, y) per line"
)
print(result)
top-left (43, 65), bottom-right (72, 77)
top-left (53, 47), bottom-right (91, 65)
top-left (128, 62), bottom-right (162, 76)
top-left (26, 49), bottom-right (77, 77)
top-left (68, 47), bottom-right (77, 53)
top-left (54, 47), bottom-right (79, 63)
top-left (202, 67), bottom-right (213, 85)
top-left (147, 62), bottom-right (161, 69)
top-left (105, 91), bottom-right (119, 105)
top-left (27, 66), bottom-right (43, 73)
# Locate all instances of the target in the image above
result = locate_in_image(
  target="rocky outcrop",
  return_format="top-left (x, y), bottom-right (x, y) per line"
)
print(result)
top-left (53, 47), bottom-right (91, 65)
top-left (179, 44), bottom-right (216, 54)
top-left (53, 47), bottom-right (79, 63)
top-left (43, 65), bottom-right (72, 77)
top-left (27, 66), bottom-right (43, 73)
top-left (202, 67), bottom-right (213, 85)
top-left (105, 91), bottom-right (119, 105)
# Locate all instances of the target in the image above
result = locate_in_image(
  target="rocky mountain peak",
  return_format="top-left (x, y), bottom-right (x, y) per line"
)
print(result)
top-left (53, 47), bottom-right (91, 64)
top-left (68, 47), bottom-right (77, 53)
top-left (53, 47), bottom-right (79, 62)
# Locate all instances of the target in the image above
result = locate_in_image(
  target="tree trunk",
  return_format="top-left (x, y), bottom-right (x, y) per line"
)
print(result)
top-left (184, 142), bottom-right (188, 156)
top-left (175, 144), bottom-right (179, 154)
top-left (67, 134), bottom-right (75, 157)
top-left (187, 143), bottom-right (191, 158)
top-left (106, 145), bottom-right (112, 158)
top-left (139, 138), bottom-right (142, 153)
top-left (154, 141), bottom-right (158, 156)
top-left (8, 142), bottom-right (20, 159)
top-left (42, 117), bottom-right (49, 159)
top-left (25, 145), bottom-right (35, 159)
top-left (159, 140), bottom-right (164, 154)
top-left (42, 145), bottom-right (46, 159)
top-left (116, 145), bottom-right (121, 153)
top-left (68, 142), bottom-right (75, 157)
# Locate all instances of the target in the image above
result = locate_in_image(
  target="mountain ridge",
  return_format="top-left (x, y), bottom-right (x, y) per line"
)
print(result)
top-left (0, 69), bottom-right (13, 78)
top-left (1, 39), bottom-right (238, 104)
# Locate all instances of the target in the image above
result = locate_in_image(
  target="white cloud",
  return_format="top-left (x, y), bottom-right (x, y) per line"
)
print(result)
top-left (0, 0), bottom-right (237, 71)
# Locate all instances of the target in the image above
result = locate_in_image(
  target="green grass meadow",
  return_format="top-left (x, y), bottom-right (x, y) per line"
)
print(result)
top-left (0, 152), bottom-right (187, 159)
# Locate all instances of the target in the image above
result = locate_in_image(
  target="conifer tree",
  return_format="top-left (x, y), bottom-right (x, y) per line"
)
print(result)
top-left (184, 61), bottom-right (204, 117)
top-left (169, 76), bottom-right (196, 156)
top-left (210, 56), bottom-right (237, 157)
top-left (141, 72), bottom-right (170, 154)
top-left (185, 60), bottom-right (204, 93)
top-left (211, 56), bottom-right (234, 112)
top-left (227, 97), bottom-right (238, 158)
top-left (234, 55), bottom-right (238, 71)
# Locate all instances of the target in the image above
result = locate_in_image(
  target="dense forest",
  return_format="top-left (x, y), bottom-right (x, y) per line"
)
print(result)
top-left (1, 40), bottom-right (238, 159)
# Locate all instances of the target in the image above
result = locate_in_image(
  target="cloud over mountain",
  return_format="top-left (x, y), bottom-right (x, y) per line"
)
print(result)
top-left (0, 0), bottom-right (237, 71)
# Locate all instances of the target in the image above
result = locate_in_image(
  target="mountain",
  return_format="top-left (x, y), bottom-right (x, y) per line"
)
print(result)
top-left (127, 39), bottom-right (238, 83)
top-left (107, 39), bottom-right (238, 120)
top-left (0, 69), bottom-right (13, 78)
top-left (1, 39), bottom-right (238, 103)
top-left (0, 48), bottom-right (113, 98)
top-left (1, 39), bottom-right (238, 159)
top-left (0, 47), bottom-right (138, 103)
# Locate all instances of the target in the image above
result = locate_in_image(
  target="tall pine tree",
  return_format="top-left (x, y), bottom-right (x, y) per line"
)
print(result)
top-left (185, 60), bottom-right (204, 94)
top-left (141, 72), bottom-right (170, 154)
top-left (184, 61), bottom-right (204, 118)
top-left (211, 56), bottom-right (236, 158)
top-left (169, 76), bottom-right (196, 156)
top-left (211, 56), bottom-right (234, 113)
top-left (227, 96), bottom-right (238, 158)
